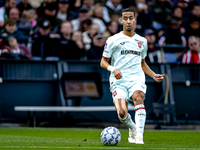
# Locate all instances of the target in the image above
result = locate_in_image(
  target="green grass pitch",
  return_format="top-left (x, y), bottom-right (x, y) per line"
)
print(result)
top-left (0, 127), bottom-right (200, 150)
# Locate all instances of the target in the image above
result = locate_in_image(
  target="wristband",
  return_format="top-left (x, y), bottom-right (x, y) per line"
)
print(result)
top-left (107, 65), bottom-right (116, 72)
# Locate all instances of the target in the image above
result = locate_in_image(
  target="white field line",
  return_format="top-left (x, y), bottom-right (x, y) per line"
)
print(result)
top-left (0, 146), bottom-right (200, 150)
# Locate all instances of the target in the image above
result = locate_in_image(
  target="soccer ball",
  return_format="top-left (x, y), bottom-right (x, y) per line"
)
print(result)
top-left (100, 126), bottom-right (121, 146)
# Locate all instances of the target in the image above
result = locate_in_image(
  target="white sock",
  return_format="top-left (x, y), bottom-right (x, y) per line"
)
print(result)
top-left (119, 113), bottom-right (136, 130)
top-left (135, 104), bottom-right (146, 134)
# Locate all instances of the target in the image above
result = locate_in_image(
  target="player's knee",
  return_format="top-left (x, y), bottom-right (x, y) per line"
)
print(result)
top-left (133, 94), bottom-right (144, 104)
top-left (118, 109), bottom-right (126, 119)
top-left (133, 91), bottom-right (144, 104)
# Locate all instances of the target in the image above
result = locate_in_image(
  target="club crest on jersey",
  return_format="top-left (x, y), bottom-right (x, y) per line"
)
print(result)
top-left (113, 90), bottom-right (117, 97)
top-left (138, 42), bottom-right (142, 48)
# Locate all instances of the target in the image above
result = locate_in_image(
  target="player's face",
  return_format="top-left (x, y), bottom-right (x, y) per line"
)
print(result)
top-left (121, 12), bottom-right (136, 32)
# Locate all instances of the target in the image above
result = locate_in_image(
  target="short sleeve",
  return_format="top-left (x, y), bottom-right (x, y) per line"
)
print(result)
top-left (102, 37), bottom-right (114, 59)
top-left (141, 38), bottom-right (148, 60)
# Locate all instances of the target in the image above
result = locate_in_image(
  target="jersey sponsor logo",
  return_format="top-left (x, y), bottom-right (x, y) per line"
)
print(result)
top-left (113, 90), bottom-right (117, 97)
top-left (120, 42), bottom-right (125, 45)
top-left (121, 50), bottom-right (140, 56)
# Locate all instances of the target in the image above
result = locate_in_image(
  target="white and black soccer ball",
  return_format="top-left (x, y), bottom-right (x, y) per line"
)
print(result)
top-left (100, 126), bottom-right (121, 146)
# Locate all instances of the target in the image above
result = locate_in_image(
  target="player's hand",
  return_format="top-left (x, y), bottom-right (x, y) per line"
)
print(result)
top-left (113, 69), bottom-right (123, 80)
top-left (153, 74), bottom-right (164, 82)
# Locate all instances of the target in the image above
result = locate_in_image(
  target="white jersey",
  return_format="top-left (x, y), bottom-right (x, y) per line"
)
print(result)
top-left (102, 32), bottom-right (148, 85)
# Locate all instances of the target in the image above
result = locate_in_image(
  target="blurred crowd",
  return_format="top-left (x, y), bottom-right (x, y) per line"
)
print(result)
top-left (0, 0), bottom-right (199, 63)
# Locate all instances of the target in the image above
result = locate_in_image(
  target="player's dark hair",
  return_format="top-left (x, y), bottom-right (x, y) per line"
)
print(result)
top-left (120, 8), bottom-right (135, 17)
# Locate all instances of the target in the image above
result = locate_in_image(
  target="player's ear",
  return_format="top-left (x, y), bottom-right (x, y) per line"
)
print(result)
top-left (120, 17), bottom-right (122, 24)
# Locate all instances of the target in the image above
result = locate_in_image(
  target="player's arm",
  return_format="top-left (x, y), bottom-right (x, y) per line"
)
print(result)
top-left (100, 57), bottom-right (110, 70)
top-left (100, 57), bottom-right (122, 79)
top-left (141, 59), bottom-right (164, 82)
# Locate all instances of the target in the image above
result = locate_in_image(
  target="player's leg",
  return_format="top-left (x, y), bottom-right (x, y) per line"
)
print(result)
top-left (114, 97), bottom-right (137, 143)
top-left (132, 90), bottom-right (146, 144)
top-left (111, 85), bottom-right (137, 143)
top-left (114, 98), bottom-right (136, 130)
top-left (112, 85), bottom-right (136, 131)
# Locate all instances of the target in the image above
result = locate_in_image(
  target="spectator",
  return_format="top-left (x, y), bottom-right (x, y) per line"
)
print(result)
top-left (106, 20), bottom-right (119, 36)
top-left (86, 33), bottom-right (104, 59)
top-left (72, 30), bottom-right (85, 50)
top-left (171, 6), bottom-right (187, 35)
top-left (110, 13), bottom-right (120, 23)
top-left (156, 27), bottom-right (165, 43)
top-left (90, 3), bottom-right (107, 24)
top-left (0, 36), bottom-right (32, 59)
top-left (37, 2), bottom-right (62, 31)
top-left (79, 18), bottom-right (92, 32)
top-left (56, 0), bottom-right (76, 21)
top-left (158, 18), bottom-right (187, 47)
top-left (174, 0), bottom-right (191, 19)
top-left (8, 7), bottom-right (32, 35)
top-left (103, 0), bottom-right (124, 23)
top-left (58, 20), bottom-right (73, 40)
top-left (0, 18), bottom-right (29, 45)
top-left (55, 20), bottom-right (85, 60)
top-left (17, 0), bottom-right (33, 16)
top-left (182, 35), bottom-right (200, 63)
top-left (36, 0), bottom-right (52, 17)
top-left (31, 20), bottom-right (60, 59)
top-left (158, 18), bottom-right (187, 62)
top-left (135, 0), bottom-right (153, 35)
top-left (173, 6), bottom-right (183, 19)
top-left (69, 0), bottom-right (95, 18)
top-left (190, 3), bottom-right (200, 19)
top-left (144, 28), bottom-right (162, 63)
top-left (0, 0), bottom-right (17, 28)
top-left (82, 23), bottom-right (99, 50)
top-left (68, 0), bottom-right (82, 13)
top-left (82, 0), bottom-right (95, 13)
top-left (5, 0), bottom-right (17, 12)
top-left (184, 16), bottom-right (200, 39)
top-left (71, 6), bottom-right (91, 31)
top-left (149, 0), bottom-right (172, 31)
top-left (188, 0), bottom-right (200, 10)
top-left (103, 30), bottom-right (111, 45)
top-left (71, 5), bottom-right (106, 33)
top-left (21, 9), bottom-right (38, 28)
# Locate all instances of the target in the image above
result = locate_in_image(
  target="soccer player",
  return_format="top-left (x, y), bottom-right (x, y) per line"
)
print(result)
top-left (100, 8), bottom-right (164, 144)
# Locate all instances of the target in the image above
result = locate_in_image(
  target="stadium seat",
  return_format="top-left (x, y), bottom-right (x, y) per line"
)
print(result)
top-left (152, 102), bottom-right (188, 129)
top-left (164, 53), bottom-right (178, 63)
